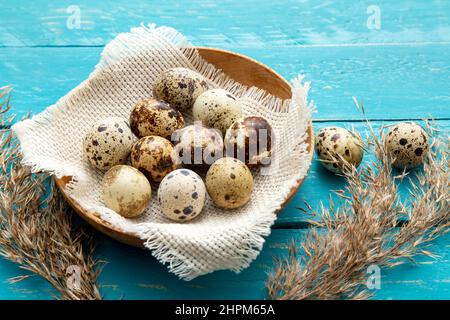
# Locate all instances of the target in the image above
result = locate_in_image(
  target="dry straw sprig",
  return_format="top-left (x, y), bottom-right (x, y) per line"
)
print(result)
top-left (267, 114), bottom-right (449, 300)
top-left (0, 86), bottom-right (102, 300)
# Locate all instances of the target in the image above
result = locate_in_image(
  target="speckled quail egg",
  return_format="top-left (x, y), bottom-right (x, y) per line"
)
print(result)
top-left (102, 165), bottom-right (151, 218)
top-left (158, 169), bottom-right (206, 222)
top-left (206, 157), bottom-right (253, 209)
top-left (172, 124), bottom-right (224, 169)
top-left (224, 115), bottom-right (274, 168)
top-left (129, 98), bottom-right (184, 139)
top-left (193, 89), bottom-right (242, 135)
top-left (384, 122), bottom-right (429, 169)
top-left (315, 127), bottom-right (364, 173)
top-left (131, 136), bottom-right (179, 182)
top-left (153, 67), bottom-right (209, 110)
top-left (83, 117), bottom-right (134, 171)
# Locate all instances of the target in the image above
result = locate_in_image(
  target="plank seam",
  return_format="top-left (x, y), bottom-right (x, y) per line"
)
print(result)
top-left (2, 41), bottom-right (450, 49)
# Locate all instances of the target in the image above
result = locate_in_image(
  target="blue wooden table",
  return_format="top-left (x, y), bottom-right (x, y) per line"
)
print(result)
top-left (1, 0), bottom-right (449, 299)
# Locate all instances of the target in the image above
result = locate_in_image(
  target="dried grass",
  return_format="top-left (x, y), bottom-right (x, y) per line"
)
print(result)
top-left (267, 110), bottom-right (449, 300)
top-left (0, 86), bottom-right (102, 300)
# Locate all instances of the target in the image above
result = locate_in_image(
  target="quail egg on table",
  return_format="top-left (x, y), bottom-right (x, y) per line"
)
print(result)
top-left (173, 124), bottom-right (224, 168)
top-left (129, 98), bottom-right (184, 139)
top-left (83, 117), bottom-right (134, 171)
top-left (102, 165), bottom-right (151, 218)
top-left (153, 67), bottom-right (210, 110)
top-left (131, 136), bottom-right (179, 182)
top-left (384, 122), bottom-right (429, 169)
top-left (193, 89), bottom-right (242, 135)
top-left (158, 169), bottom-right (206, 222)
top-left (315, 127), bottom-right (364, 173)
top-left (224, 115), bottom-right (274, 168)
top-left (206, 157), bottom-right (253, 209)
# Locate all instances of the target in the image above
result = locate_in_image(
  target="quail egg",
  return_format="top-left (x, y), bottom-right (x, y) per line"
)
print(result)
top-left (129, 98), bottom-right (184, 139)
top-left (131, 136), bottom-right (179, 182)
top-left (153, 67), bottom-right (209, 110)
top-left (102, 165), bottom-right (151, 218)
top-left (83, 117), bottom-right (134, 171)
top-left (224, 115), bottom-right (274, 168)
top-left (206, 157), bottom-right (253, 209)
top-left (173, 124), bottom-right (224, 168)
top-left (193, 89), bottom-right (242, 135)
top-left (384, 122), bottom-right (429, 169)
top-left (158, 169), bottom-right (206, 222)
top-left (315, 127), bottom-right (364, 173)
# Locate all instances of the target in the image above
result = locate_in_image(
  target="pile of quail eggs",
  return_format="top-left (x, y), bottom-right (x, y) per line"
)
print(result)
top-left (83, 67), bottom-right (274, 222)
top-left (315, 122), bottom-right (429, 174)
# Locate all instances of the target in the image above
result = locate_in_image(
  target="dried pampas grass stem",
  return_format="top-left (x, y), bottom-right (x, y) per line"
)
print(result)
top-left (267, 110), bottom-right (449, 300)
top-left (0, 86), bottom-right (101, 300)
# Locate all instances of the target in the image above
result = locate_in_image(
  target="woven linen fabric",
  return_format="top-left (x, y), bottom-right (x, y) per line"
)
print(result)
top-left (12, 24), bottom-right (313, 280)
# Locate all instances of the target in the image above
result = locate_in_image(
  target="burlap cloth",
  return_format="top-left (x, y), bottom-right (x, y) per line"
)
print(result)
top-left (12, 24), bottom-right (313, 280)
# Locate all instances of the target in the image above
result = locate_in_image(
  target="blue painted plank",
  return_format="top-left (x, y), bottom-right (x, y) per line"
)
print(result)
top-left (1, 45), bottom-right (449, 121)
top-left (240, 45), bottom-right (450, 121)
top-left (0, 43), bottom-right (448, 225)
top-left (0, 259), bottom-right (55, 299)
top-left (1, 0), bottom-right (450, 47)
top-left (1, 226), bottom-right (449, 299)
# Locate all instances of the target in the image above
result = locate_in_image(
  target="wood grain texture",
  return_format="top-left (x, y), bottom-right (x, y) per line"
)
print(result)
top-left (1, 0), bottom-right (449, 300)
top-left (1, 0), bottom-right (450, 47)
top-left (1, 227), bottom-right (449, 299)
top-left (1, 44), bottom-right (449, 121)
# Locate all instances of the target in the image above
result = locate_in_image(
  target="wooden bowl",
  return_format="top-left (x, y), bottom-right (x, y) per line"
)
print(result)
top-left (55, 47), bottom-right (314, 248)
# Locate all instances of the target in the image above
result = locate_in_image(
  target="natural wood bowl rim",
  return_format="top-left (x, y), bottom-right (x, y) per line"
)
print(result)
top-left (55, 47), bottom-right (315, 248)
